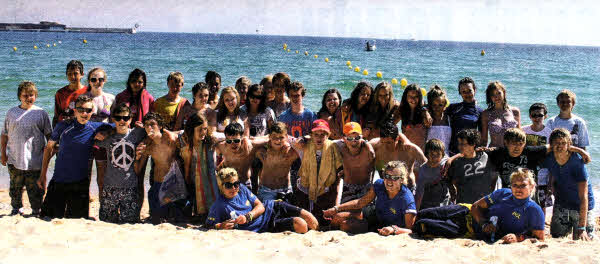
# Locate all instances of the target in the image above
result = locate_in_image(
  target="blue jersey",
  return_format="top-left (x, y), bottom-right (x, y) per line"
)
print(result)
top-left (206, 184), bottom-right (274, 232)
top-left (278, 108), bottom-right (317, 138)
top-left (445, 101), bottom-right (483, 154)
top-left (543, 153), bottom-right (595, 211)
top-left (373, 179), bottom-right (417, 227)
top-left (51, 120), bottom-right (112, 183)
top-left (484, 188), bottom-right (545, 237)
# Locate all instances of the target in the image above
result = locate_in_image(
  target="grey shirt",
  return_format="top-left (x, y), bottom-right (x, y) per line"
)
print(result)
top-left (416, 158), bottom-right (450, 209)
top-left (97, 127), bottom-right (146, 188)
top-left (449, 152), bottom-right (497, 204)
top-left (2, 105), bottom-right (52, 170)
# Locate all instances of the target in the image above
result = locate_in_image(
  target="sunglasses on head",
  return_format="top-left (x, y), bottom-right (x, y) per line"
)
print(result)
top-left (531, 113), bottom-right (544, 118)
top-left (76, 107), bottom-right (93, 114)
top-left (225, 139), bottom-right (242, 144)
top-left (382, 173), bottom-right (402, 181)
top-left (113, 116), bottom-right (131, 122)
top-left (345, 135), bottom-right (361, 141)
top-left (90, 78), bottom-right (105, 83)
top-left (223, 181), bottom-right (241, 189)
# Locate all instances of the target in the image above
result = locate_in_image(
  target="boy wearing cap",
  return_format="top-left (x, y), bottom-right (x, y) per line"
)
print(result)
top-left (291, 119), bottom-right (343, 226)
top-left (334, 122), bottom-right (375, 204)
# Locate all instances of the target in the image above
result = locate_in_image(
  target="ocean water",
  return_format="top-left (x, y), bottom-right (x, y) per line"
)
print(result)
top-left (0, 32), bottom-right (599, 212)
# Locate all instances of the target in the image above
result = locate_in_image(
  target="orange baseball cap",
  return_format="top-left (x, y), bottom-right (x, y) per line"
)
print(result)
top-left (312, 119), bottom-right (330, 133)
top-left (343, 122), bottom-right (362, 135)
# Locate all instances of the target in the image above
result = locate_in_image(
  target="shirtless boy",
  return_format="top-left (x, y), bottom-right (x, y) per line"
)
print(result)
top-left (255, 122), bottom-right (299, 202)
top-left (215, 123), bottom-right (267, 189)
top-left (369, 121), bottom-right (426, 191)
top-left (136, 112), bottom-right (185, 224)
top-left (335, 122), bottom-right (375, 203)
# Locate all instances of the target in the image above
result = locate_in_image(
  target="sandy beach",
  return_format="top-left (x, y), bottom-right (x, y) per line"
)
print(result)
top-left (1, 189), bottom-right (599, 264)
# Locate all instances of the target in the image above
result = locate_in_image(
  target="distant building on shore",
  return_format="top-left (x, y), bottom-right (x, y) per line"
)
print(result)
top-left (0, 21), bottom-right (137, 34)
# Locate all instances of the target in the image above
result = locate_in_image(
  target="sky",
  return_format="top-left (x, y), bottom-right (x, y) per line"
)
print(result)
top-left (2, 0), bottom-right (599, 46)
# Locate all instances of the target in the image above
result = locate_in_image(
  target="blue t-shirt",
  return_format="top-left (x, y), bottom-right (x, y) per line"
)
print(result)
top-left (542, 153), bottom-right (595, 210)
top-left (484, 188), bottom-right (545, 238)
top-left (445, 102), bottom-right (483, 154)
top-left (373, 179), bottom-right (417, 227)
top-left (51, 120), bottom-right (113, 183)
top-left (206, 184), bottom-right (274, 233)
top-left (278, 108), bottom-right (317, 138)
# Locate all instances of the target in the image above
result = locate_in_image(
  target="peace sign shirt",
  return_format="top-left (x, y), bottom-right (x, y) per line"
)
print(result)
top-left (97, 127), bottom-right (146, 188)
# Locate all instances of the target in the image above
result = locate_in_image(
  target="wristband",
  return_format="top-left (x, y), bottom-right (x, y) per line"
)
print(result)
top-left (576, 226), bottom-right (586, 231)
top-left (392, 226), bottom-right (400, 235)
top-left (244, 212), bottom-right (253, 222)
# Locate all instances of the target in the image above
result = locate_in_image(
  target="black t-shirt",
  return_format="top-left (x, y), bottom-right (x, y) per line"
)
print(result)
top-left (487, 146), bottom-right (547, 188)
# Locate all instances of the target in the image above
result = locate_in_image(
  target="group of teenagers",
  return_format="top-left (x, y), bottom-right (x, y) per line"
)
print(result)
top-left (1, 59), bottom-right (596, 243)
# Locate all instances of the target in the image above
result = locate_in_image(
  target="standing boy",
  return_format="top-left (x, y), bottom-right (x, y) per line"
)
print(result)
top-left (1, 81), bottom-right (52, 216)
top-left (152, 72), bottom-right (191, 131)
top-left (255, 122), bottom-right (299, 202)
top-left (546, 90), bottom-right (589, 149)
top-left (95, 104), bottom-right (146, 223)
top-left (38, 95), bottom-right (113, 219)
top-left (334, 122), bottom-right (375, 203)
top-left (53, 60), bottom-right (87, 126)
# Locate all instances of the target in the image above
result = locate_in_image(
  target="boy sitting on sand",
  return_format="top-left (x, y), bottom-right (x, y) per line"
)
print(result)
top-left (1, 81), bottom-right (52, 216)
top-left (135, 112), bottom-right (187, 224)
top-left (94, 104), bottom-right (146, 223)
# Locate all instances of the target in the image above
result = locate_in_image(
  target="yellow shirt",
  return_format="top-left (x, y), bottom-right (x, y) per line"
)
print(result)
top-left (153, 96), bottom-right (180, 129)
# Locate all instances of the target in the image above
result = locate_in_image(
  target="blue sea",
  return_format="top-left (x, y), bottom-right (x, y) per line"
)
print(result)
top-left (1, 32), bottom-right (599, 213)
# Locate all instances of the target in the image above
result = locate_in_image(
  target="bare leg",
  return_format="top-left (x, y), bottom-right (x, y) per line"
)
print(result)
top-left (293, 217), bottom-right (309, 233)
top-left (299, 209), bottom-right (319, 231)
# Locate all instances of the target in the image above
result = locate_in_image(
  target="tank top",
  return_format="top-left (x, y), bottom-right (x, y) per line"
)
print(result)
top-left (487, 108), bottom-right (518, 147)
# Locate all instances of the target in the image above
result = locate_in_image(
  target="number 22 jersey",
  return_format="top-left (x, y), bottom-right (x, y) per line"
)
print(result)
top-left (449, 152), bottom-right (497, 203)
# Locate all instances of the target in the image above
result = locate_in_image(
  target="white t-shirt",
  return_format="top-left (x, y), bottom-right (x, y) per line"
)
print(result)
top-left (546, 114), bottom-right (590, 148)
top-left (85, 91), bottom-right (115, 123)
top-left (522, 125), bottom-right (552, 146)
top-left (2, 105), bottom-right (52, 170)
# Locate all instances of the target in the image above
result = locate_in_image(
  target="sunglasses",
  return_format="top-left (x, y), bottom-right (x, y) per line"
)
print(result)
top-left (76, 107), bottom-right (93, 113)
top-left (249, 93), bottom-right (262, 99)
top-left (511, 184), bottom-right (528, 189)
top-left (113, 116), bottom-right (131, 122)
top-left (531, 113), bottom-right (544, 118)
top-left (223, 181), bottom-right (241, 189)
top-left (382, 173), bottom-right (402, 181)
top-left (225, 139), bottom-right (242, 144)
top-left (345, 135), bottom-right (361, 141)
top-left (90, 78), bottom-right (105, 83)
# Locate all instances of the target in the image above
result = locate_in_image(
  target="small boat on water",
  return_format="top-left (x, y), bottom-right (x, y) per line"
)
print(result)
top-left (365, 41), bottom-right (376, 51)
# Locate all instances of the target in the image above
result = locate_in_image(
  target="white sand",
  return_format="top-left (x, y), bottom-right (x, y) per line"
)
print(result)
top-left (1, 189), bottom-right (599, 264)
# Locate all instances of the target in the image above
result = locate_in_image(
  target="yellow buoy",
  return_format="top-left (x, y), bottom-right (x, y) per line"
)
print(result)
top-left (391, 78), bottom-right (398, 85)
top-left (325, 58), bottom-right (329, 62)
top-left (304, 51), bottom-right (308, 56)
top-left (354, 66), bottom-right (360, 72)
top-left (481, 49), bottom-right (485, 56)
top-left (363, 70), bottom-right (369, 76)
top-left (286, 49), bottom-right (290, 52)
top-left (314, 54), bottom-right (318, 59)
top-left (46, 44), bottom-right (50, 48)
top-left (83, 39), bottom-right (87, 44)
top-left (348, 65), bottom-right (353, 69)
top-left (53, 43), bottom-right (57, 47)
top-left (376, 71), bottom-right (382, 78)
top-left (421, 88), bottom-right (427, 97)
top-left (283, 43), bottom-right (288, 49)
top-left (12, 46), bottom-right (17, 52)
top-left (295, 50), bottom-right (299, 54)
top-left (400, 78), bottom-right (408, 88)
top-left (34, 45), bottom-right (38, 49)
top-left (346, 61), bottom-right (351, 66)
